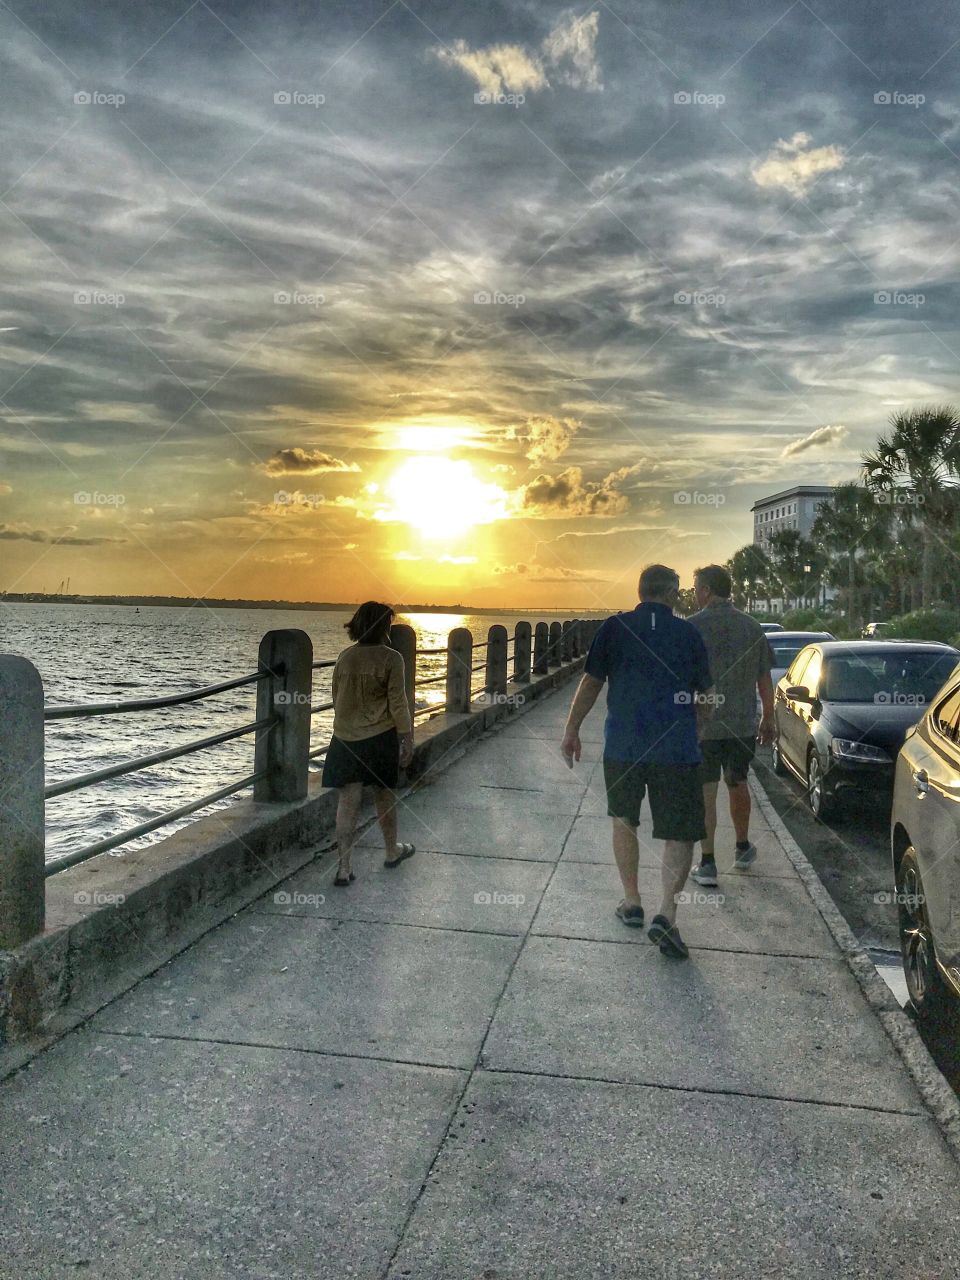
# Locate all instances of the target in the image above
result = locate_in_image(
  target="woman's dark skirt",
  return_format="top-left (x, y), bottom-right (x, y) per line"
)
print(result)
top-left (321, 727), bottom-right (400, 789)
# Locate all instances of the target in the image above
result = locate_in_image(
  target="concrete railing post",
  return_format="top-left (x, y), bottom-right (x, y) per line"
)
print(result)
top-left (570, 619), bottom-right (583, 658)
top-left (254, 629), bottom-right (313, 803)
top-left (485, 625), bottom-right (508, 697)
top-left (446, 627), bottom-right (473, 714)
top-left (548, 621), bottom-right (562, 668)
top-left (390, 623), bottom-right (417, 728)
top-left (561, 620), bottom-right (573, 663)
top-left (513, 621), bottom-right (532, 684)
top-left (0, 656), bottom-right (45, 947)
top-left (533, 622), bottom-right (549, 675)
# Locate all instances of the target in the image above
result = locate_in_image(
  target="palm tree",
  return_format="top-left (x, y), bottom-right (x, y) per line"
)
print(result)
top-left (766, 530), bottom-right (827, 610)
top-left (728, 543), bottom-right (771, 611)
top-left (811, 482), bottom-right (891, 627)
top-left (862, 405), bottom-right (960, 608)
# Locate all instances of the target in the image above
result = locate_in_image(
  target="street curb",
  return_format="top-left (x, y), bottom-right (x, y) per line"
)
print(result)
top-left (750, 774), bottom-right (960, 1163)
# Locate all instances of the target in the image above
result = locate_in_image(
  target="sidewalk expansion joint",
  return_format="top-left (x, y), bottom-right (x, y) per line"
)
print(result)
top-left (476, 1064), bottom-right (925, 1117)
top-left (379, 782), bottom-right (588, 1280)
top-left (92, 1028), bottom-right (468, 1074)
top-left (243, 907), bottom-right (531, 938)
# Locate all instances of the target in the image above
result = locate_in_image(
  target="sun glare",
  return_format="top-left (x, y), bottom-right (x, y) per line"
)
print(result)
top-left (382, 456), bottom-right (507, 539)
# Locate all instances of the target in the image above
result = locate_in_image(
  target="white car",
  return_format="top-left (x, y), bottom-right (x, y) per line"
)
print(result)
top-left (891, 659), bottom-right (960, 1016)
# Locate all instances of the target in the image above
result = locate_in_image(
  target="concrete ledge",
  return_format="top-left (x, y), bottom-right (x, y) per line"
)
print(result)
top-left (750, 774), bottom-right (960, 1164)
top-left (0, 657), bottom-right (583, 1073)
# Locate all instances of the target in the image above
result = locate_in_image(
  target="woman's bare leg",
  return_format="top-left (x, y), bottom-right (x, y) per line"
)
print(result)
top-left (374, 788), bottom-right (402, 861)
top-left (335, 783), bottom-right (364, 878)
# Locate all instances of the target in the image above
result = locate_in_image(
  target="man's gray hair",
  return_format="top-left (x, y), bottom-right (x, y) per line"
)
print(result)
top-left (638, 564), bottom-right (680, 601)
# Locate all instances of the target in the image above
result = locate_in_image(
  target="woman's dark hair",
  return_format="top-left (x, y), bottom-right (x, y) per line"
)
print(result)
top-left (345, 600), bottom-right (395, 645)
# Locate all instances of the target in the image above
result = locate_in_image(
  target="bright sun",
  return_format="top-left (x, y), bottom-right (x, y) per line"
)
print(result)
top-left (381, 456), bottom-right (508, 539)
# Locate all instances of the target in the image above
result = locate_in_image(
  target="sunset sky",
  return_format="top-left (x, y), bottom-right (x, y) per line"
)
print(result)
top-left (2, 0), bottom-right (960, 609)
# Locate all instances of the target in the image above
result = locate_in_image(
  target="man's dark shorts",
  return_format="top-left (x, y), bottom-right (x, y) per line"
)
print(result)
top-left (603, 760), bottom-right (707, 842)
top-left (699, 736), bottom-right (756, 786)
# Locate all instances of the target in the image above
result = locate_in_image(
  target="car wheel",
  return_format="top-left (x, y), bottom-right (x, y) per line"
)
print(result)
top-left (897, 847), bottom-right (950, 1019)
top-left (806, 749), bottom-right (838, 821)
top-left (771, 735), bottom-right (788, 776)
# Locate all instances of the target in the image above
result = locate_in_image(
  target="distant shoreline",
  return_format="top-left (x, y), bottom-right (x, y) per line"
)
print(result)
top-left (0, 594), bottom-right (591, 616)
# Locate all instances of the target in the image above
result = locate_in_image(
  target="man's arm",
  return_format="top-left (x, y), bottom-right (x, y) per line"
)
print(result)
top-left (561, 673), bottom-right (603, 768)
top-left (756, 671), bottom-right (775, 744)
top-left (696, 685), bottom-right (717, 739)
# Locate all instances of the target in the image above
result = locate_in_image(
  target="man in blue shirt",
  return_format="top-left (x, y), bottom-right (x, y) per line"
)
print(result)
top-left (561, 564), bottom-right (714, 959)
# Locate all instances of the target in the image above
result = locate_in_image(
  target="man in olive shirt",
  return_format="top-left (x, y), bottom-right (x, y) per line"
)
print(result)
top-left (687, 565), bottom-right (775, 887)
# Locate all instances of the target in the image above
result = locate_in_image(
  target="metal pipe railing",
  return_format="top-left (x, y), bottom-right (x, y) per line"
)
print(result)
top-left (44, 670), bottom-right (265, 720)
top-left (44, 770), bottom-right (268, 877)
top-left (45, 716), bottom-right (276, 799)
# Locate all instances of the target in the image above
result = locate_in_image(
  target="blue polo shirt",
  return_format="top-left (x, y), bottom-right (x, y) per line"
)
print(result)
top-left (584, 604), bottom-right (713, 765)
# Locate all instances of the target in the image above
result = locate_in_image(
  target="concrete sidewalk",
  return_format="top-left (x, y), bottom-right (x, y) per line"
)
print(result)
top-left (3, 689), bottom-right (960, 1278)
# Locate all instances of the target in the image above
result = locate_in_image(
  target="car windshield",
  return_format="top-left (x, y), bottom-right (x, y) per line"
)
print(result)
top-left (770, 643), bottom-right (807, 668)
top-left (820, 652), bottom-right (959, 704)
top-left (770, 637), bottom-right (828, 668)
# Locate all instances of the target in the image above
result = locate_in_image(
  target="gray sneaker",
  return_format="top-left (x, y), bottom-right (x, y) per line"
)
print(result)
top-left (734, 842), bottom-right (757, 869)
top-left (615, 900), bottom-right (645, 928)
top-left (691, 859), bottom-right (718, 887)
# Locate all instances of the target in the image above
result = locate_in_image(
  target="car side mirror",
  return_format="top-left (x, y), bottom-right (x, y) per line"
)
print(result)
top-left (786, 684), bottom-right (814, 702)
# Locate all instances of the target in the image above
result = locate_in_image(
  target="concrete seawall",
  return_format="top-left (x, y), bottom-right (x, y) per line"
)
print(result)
top-left (0, 657), bottom-right (585, 1072)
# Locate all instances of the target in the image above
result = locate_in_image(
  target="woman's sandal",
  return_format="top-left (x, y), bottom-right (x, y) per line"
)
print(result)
top-left (333, 870), bottom-right (356, 887)
top-left (384, 843), bottom-right (416, 869)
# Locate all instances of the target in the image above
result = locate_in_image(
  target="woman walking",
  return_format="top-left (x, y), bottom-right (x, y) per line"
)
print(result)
top-left (321, 601), bottom-right (415, 886)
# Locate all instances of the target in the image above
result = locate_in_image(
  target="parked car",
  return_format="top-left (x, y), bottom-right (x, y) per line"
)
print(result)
top-left (767, 631), bottom-right (835, 686)
top-left (891, 663), bottom-right (960, 1016)
top-left (757, 631), bottom-right (834, 715)
top-left (862, 621), bottom-right (894, 639)
top-left (760, 622), bottom-right (784, 633)
top-left (771, 641), bottom-right (960, 820)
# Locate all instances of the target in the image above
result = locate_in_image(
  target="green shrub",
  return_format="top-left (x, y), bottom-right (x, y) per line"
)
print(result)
top-left (884, 608), bottom-right (960, 644)
top-left (779, 607), bottom-right (848, 635)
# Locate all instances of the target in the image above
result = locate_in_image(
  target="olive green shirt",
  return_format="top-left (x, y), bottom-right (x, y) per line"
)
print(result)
top-left (331, 643), bottom-right (412, 741)
top-left (688, 601), bottom-right (773, 741)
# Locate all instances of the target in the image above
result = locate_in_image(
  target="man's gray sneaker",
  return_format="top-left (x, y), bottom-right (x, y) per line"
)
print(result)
top-left (691, 860), bottom-right (718, 887)
top-left (615, 900), bottom-right (645, 928)
top-left (734, 842), bottom-right (757, 869)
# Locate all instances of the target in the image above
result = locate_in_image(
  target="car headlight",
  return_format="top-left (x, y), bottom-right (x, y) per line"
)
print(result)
top-left (830, 738), bottom-right (891, 763)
